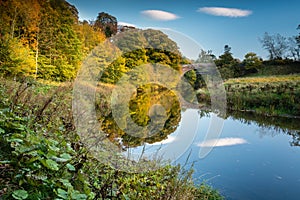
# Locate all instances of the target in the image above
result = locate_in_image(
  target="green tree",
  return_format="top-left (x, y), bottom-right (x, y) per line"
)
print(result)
top-left (0, 37), bottom-right (35, 78)
top-left (75, 21), bottom-right (106, 55)
top-left (100, 29), bottom-right (183, 84)
top-left (243, 52), bottom-right (262, 70)
top-left (94, 12), bottom-right (117, 37)
top-left (37, 0), bottom-right (82, 81)
top-left (215, 45), bottom-right (241, 79)
top-left (100, 56), bottom-right (127, 84)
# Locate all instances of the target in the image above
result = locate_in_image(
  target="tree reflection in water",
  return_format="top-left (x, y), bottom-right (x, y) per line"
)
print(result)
top-left (227, 111), bottom-right (300, 147)
top-left (99, 83), bottom-right (181, 148)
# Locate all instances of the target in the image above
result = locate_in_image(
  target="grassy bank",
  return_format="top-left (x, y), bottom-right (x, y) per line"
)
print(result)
top-left (0, 78), bottom-right (222, 200)
top-left (225, 75), bottom-right (300, 116)
top-left (197, 74), bottom-right (300, 117)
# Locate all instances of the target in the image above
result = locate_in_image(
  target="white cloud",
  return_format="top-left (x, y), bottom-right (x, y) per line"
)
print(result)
top-left (197, 137), bottom-right (248, 147)
top-left (118, 21), bottom-right (136, 27)
top-left (141, 10), bottom-right (180, 21)
top-left (198, 7), bottom-right (252, 17)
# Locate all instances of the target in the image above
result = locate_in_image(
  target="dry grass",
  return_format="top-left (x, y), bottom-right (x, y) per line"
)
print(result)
top-left (225, 74), bottom-right (300, 84)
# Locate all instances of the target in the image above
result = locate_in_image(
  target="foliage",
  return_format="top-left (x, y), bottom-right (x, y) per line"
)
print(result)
top-left (215, 45), bottom-right (242, 79)
top-left (99, 29), bottom-right (183, 84)
top-left (0, 0), bottom-right (109, 81)
top-left (75, 21), bottom-right (106, 55)
top-left (94, 12), bottom-right (118, 37)
top-left (250, 60), bottom-right (300, 76)
top-left (0, 37), bottom-right (35, 78)
top-left (0, 78), bottom-right (223, 200)
top-left (242, 52), bottom-right (262, 70)
top-left (196, 74), bottom-right (300, 117)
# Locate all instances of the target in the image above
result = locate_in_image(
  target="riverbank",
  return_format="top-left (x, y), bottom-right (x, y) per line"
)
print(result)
top-left (0, 78), bottom-right (223, 200)
top-left (225, 74), bottom-right (300, 117)
top-left (197, 74), bottom-right (300, 118)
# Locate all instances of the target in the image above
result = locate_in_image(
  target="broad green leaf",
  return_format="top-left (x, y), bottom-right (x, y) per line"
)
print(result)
top-left (48, 145), bottom-right (60, 152)
top-left (12, 190), bottom-right (28, 200)
top-left (60, 153), bottom-right (72, 161)
top-left (0, 127), bottom-right (5, 134)
top-left (123, 194), bottom-right (130, 200)
top-left (71, 191), bottom-right (87, 200)
top-left (66, 163), bottom-right (76, 171)
top-left (41, 159), bottom-right (59, 171)
top-left (8, 138), bottom-right (23, 143)
top-left (59, 179), bottom-right (73, 188)
top-left (57, 188), bottom-right (68, 199)
top-left (0, 160), bottom-right (11, 164)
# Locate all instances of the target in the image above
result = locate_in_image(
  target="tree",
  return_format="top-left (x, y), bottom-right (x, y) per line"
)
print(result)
top-left (260, 32), bottom-right (288, 60)
top-left (286, 25), bottom-right (300, 61)
top-left (0, 0), bottom-right (83, 81)
top-left (0, 37), bottom-right (35, 78)
top-left (37, 0), bottom-right (82, 81)
top-left (243, 52), bottom-right (262, 70)
top-left (287, 36), bottom-right (300, 61)
top-left (215, 45), bottom-right (236, 68)
top-left (94, 12), bottom-right (117, 37)
top-left (215, 45), bottom-right (241, 79)
top-left (75, 21), bottom-right (105, 55)
top-left (196, 50), bottom-right (215, 63)
top-left (99, 29), bottom-right (183, 84)
top-left (224, 45), bottom-right (231, 54)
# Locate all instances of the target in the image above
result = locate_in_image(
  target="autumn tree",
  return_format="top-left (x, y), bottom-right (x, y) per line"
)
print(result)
top-left (99, 29), bottom-right (183, 84)
top-left (75, 21), bottom-right (106, 55)
top-left (36, 0), bottom-right (82, 81)
top-left (0, 0), bottom-right (83, 81)
top-left (0, 37), bottom-right (35, 78)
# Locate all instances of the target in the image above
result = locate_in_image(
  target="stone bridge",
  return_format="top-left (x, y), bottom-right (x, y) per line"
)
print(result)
top-left (179, 63), bottom-right (218, 110)
top-left (181, 63), bottom-right (216, 76)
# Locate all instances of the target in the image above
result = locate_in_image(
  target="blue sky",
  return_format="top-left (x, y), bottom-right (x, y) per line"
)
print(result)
top-left (68, 0), bottom-right (300, 60)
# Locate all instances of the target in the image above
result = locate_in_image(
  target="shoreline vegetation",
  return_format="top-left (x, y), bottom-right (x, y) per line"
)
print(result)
top-left (196, 74), bottom-right (300, 118)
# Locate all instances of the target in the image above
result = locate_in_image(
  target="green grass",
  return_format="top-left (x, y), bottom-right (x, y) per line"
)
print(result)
top-left (224, 75), bottom-right (300, 116)
top-left (196, 74), bottom-right (300, 117)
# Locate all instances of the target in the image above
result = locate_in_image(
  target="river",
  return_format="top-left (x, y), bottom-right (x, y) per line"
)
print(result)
top-left (129, 109), bottom-right (300, 200)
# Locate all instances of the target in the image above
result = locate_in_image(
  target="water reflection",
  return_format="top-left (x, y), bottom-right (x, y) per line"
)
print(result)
top-left (198, 137), bottom-right (248, 147)
top-left (227, 111), bottom-right (300, 147)
top-left (98, 83), bottom-right (181, 148)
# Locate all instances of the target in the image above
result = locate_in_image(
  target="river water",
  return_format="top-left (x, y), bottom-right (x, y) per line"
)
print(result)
top-left (132, 109), bottom-right (300, 200)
